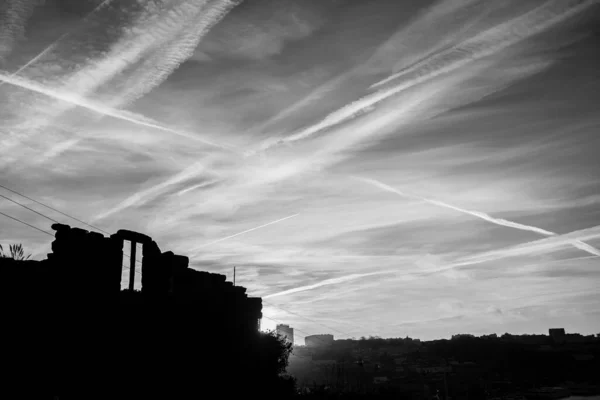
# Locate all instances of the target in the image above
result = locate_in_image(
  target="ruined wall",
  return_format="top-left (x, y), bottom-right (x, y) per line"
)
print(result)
top-left (50, 223), bottom-right (123, 300)
top-left (1, 225), bottom-right (281, 397)
top-left (6, 223), bottom-right (263, 329)
top-left (150, 250), bottom-right (262, 332)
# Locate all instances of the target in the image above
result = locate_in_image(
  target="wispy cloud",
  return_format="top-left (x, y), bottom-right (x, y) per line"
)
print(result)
top-left (0, 72), bottom-right (235, 149)
top-left (2, 0), bottom-right (599, 340)
top-left (254, 0), bottom-right (595, 153)
top-left (0, 0), bottom-right (38, 60)
top-left (445, 225), bottom-right (600, 270)
top-left (371, 0), bottom-right (595, 88)
top-left (102, 0), bottom-right (238, 106)
top-left (355, 176), bottom-right (600, 257)
top-left (0, 0), bottom-right (115, 86)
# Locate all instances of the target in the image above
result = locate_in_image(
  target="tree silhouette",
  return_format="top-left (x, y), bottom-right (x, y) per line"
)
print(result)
top-left (0, 243), bottom-right (31, 260)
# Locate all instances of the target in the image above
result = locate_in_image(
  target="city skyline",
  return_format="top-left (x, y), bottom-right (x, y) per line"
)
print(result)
top-left (1, 0), bottom-right (600, 342)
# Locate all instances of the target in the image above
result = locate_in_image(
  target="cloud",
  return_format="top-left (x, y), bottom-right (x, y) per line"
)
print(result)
top-left (0, 0), bottom-right (115, 85)
top-left (0, 72), bottom-right (234, 150)
top-left (2, 0), bottom-right (599, 340)
top-left (355, 176), bottom-right (600, 257)
top-left (253, 0), bottom-right (595, 153)
top-left (435, 225), bottom-right (600, 273)
top-left (194, 0), bottom-right (332, 61)
top-left (101, 0), bottom-right (239, 105)
top-left (0, 0), bottom-right (39, 61)
top-left (371, 0), bottom-right (595, 88)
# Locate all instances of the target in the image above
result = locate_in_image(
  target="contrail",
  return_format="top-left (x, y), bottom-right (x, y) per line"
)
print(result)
top-left (421, 228), bottom-right (600, 279)
top-left (91, 160), bottom-right (212, 222)
top-left (23, 0), bottom-right (212, 128)
top-left (266, 225), bottom-right (600, 300)
top-left (263, 270), bottom-right (395, 300)
top-left (56, 1), bottom-right (210, 100)
top-left (7, 0), bottom-right (239, 155)
top-left (0, 0), bottom-right (115, 88)
top-left (109, 0), bottom-right (238, 106)
top-left (197, 214), bottom-right (300, 248)
top-left (0, 0), bottom-right (38, 60)
top-left (371, 0), bottom-right (597, 88)
top-left (246, 0), bottom-right (491, 156)
top-left (0, 72), bottom-right (236, 151)
top-left (356, 176), bottom-right (600, 257)
top-left (451, 224), bottom-right (600, 267)
top-left (257, 0), bottom-right (595, 151)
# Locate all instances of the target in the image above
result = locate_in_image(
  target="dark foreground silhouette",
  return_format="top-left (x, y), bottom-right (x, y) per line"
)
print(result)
top-left (1, 224), bottom-right (296, 399)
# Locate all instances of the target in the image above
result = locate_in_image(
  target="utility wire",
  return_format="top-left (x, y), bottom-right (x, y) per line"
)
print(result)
top-left (1, 191), bottom-right (357, 332)
top-left (0, 211), bottom-right (54, 237)
top-left (0, 206), bottom-right (342, 331)
top-left (0, 194), bottom-right (59, 223)
top-left (0, 184), bottom-right (110, 234)
top-left (0, 206), bottom-right (141, 274)
top-left (0, 189), bottom-right (142, 267)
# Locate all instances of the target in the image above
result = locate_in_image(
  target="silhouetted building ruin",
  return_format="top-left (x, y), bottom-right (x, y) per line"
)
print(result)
top-left (1, 224), bottom-right (277, 397)
top-left (19, 223), bottom-right (263, 328)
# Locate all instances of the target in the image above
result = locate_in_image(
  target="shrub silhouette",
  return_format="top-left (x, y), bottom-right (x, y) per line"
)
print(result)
top-left (0, 243), bottom-right (31, 260)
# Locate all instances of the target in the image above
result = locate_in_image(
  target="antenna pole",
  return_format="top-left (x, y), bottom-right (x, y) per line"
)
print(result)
top-left (233, 266), bottom-right (236, 286)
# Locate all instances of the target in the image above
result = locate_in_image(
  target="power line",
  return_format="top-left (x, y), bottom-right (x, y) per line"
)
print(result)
top-left (0, 211), bottom-right (54, 237)
top-left (0, 205), bottom-right (141, 274)
top-left (0, 184), bottom-right (110, 234)
top-left (0, 186), bottom-right (142, 267)
top-left (0, 209), bottom-right (345, 330)
top-left (0, 211), bottom-right (329, 329)
top-left (0, 194), bottom-right (59, 224)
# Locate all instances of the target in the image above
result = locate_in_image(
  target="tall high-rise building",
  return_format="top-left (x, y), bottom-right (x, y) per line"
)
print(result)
top-left (276, 324), bottom-right (294, 344)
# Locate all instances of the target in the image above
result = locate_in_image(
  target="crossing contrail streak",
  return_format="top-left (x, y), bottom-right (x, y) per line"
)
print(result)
top-left (197, 214), bottom-right (300, 248)
top-left (371, 0), bottom-right (598, 89)
top-left (262, 228), bottom-right (600, 299)
top-left (263, 270), bottom-right (395, 299)
top-left (0, 72), bottom-right (237, 151)
top-left (17, 1), bottom-right (216, 136)
top-left (55, 0), bottom-right (210, 103)
top-left (0, 0), bottom-right (38, 60)
top-left (356, 176), bottom-right (600, 257)
top-left (0, 0), bottom-right (115, 89)
top-left (109, 0), bottom-right (237, 106)
top-left (422, 226), bottom-right (600, 278)
top-left (256, 0), bottom-right (595, 152)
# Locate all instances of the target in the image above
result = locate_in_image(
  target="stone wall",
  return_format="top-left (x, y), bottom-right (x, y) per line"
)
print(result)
top-left (1, 223), bottom-right (262, 329)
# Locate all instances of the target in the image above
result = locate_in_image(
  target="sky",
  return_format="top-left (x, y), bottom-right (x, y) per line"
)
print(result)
top-left (1, 0), bottom-right (599, 342)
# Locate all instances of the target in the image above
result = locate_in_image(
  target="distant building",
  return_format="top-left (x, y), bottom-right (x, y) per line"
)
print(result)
top-left (305, 334), bottom-right (334, 348)
top-left (481, 333), bottom-right (498, 339)
top-left (451, 334), bottom-right (475, 340)
top-left (565, 333), bottom-right (587, 344)
top-left (276, 324), bottom-right (294, 344)
top-left (549, 328), bottom-right (566, 344)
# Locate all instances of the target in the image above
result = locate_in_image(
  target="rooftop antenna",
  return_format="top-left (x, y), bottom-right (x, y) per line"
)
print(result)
top-left (233, 266), bottom-right (236, 286)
